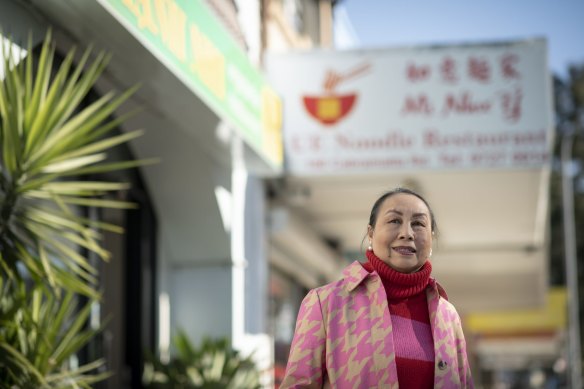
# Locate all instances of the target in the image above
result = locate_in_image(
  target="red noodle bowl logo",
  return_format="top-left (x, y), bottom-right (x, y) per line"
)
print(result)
top-left (302, 63), bottom-right (371, 126)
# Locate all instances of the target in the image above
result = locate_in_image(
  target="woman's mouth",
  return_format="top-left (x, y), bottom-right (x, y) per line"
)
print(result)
top-left (393, 246), bottom-right (416, 255)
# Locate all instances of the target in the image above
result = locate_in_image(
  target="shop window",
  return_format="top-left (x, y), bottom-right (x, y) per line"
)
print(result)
top-left (269, 267), bottom-right (307, 387)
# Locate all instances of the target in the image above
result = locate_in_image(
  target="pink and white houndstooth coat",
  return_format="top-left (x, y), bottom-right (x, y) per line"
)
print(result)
top-left (281, 261), bottom-right (474, 389)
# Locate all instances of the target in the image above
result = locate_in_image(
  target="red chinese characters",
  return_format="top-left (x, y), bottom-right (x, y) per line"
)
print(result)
top-left (401, 94), bottom-right (434, 115)
top-left (406, 63), bottom-right (431, 82)
top-left (500, 88), bottom-right (523, 123)
top-left (501, 53), bottom-right (520, 80)
top-left (401, 52), bottom-right (524, 122)
top-left (440, 57), bottom-right (458, 83)
top-left (404, 54), bottom-right (522, 85)
top-left (468, 57), bottom-right (491, 82)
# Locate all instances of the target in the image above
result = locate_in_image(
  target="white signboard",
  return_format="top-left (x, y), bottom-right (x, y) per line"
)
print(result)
top-left (266, 39), bottom-right (552, 175)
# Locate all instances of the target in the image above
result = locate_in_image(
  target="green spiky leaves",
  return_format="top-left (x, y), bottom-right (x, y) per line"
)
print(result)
top-left (0, 30), bottom-right (154, 387)
top-left (0, 31), bottom-right (154, 296)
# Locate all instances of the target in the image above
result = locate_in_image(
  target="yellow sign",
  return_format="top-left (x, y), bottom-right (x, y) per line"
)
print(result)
top-left (466, 287), bottom-right (566, 334)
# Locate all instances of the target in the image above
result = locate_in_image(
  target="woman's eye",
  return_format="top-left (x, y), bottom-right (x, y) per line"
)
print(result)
top-left (389, 219), bottom-right (400, 224)
top-left (412, 221), bottom-right (426, 227)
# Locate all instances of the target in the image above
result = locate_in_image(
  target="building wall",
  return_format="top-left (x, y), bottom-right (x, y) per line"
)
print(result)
top-left (172, 264), bottom-right (233, 342)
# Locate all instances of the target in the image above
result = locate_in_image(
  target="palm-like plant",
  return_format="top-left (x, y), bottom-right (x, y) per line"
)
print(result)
top-left (0, 31), bottom-right (154, 386)
top-left (143, 331), bottom-right (261, 389)
top-left (0, 278), bottom-right (110, 387)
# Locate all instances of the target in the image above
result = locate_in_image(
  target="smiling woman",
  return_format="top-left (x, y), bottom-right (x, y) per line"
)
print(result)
top-left (280, 188), bottom-right (473, 389)
top-left (367, 189), bottom-right (436, 274)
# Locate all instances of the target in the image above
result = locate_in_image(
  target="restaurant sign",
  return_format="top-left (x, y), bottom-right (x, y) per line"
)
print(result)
top-left (98, 0), bottom-right (283, 168)
top-left (266, 39), bottom-right (552, 175)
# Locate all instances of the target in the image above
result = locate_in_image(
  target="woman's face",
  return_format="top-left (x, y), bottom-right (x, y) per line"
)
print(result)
top-left (367, 193), bottom-right (433, 273)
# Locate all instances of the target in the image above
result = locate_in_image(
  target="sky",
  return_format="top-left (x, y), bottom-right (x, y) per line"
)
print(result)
top-left (336, 0), bottom-right (584, 80)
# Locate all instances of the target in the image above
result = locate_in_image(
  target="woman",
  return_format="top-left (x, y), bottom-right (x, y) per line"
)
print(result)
top-left (280, 188), bottom-right (473, 388)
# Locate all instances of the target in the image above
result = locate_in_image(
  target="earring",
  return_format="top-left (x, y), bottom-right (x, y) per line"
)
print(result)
top-left (429, 249), bottom-right (433, 258)
top-left (368, 241), bottom-right (372, 251)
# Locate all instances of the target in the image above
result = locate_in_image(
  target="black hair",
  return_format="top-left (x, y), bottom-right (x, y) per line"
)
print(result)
top-left (368, 187), bottom-right (438, 235)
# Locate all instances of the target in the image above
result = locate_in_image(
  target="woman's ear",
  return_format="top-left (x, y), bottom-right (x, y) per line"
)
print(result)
top-left (367, 225), bottom-right (373, 240)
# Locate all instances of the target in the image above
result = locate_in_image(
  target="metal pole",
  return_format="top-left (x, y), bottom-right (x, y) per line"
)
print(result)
top-left (561, 130), bottom-right (582, 389)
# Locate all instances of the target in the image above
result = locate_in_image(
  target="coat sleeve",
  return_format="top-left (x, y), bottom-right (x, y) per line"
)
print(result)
top-left (280, 289), bottom-right (327, 389)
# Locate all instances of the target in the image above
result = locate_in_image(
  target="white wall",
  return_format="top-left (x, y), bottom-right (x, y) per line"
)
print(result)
top-left (171, 264), bottom-right (233, 345)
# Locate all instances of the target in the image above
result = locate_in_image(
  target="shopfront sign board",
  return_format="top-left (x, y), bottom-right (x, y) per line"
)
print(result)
top-left (266, 39), bottom-right (552, 175)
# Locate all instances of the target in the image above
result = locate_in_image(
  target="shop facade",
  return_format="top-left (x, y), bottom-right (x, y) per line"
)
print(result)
top-left (1, 0), bottom-right (285, 387)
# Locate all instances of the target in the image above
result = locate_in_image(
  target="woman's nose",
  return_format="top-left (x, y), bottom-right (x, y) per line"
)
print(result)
top-left (399, 223), bottom-right (414, 239)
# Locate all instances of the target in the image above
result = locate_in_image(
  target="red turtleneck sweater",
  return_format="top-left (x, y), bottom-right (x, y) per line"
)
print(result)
top-left (362, 250), bottom-right (434, 389)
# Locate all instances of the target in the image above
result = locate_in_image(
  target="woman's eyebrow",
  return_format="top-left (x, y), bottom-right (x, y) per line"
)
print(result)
top-left (384, 210), bottom-right (428, 218)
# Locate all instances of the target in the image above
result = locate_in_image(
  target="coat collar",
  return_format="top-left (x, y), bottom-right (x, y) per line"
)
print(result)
top-left (342, 261), bottom-right (373, 292)
top-left (341, 260), bottom-right (448, 299)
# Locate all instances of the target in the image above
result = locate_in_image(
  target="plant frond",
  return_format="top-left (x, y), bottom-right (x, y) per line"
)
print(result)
top-left (0, 343), bottom-right (48, 386)
top-left (52, 129), bottom-right (144, 164)
top-left (40, 153), bottom-right (107, 174)
top-left (0, 30), bottom-right (153, 387)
